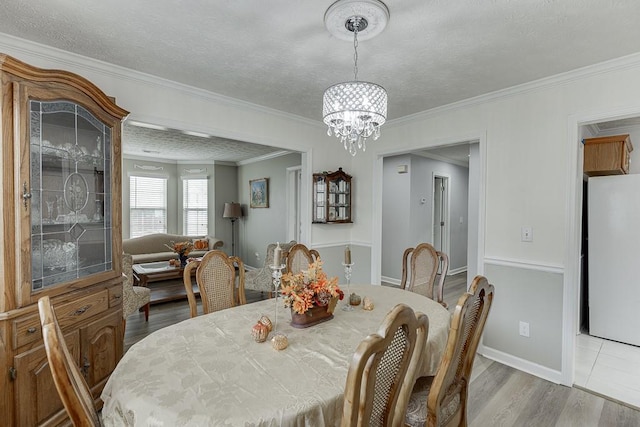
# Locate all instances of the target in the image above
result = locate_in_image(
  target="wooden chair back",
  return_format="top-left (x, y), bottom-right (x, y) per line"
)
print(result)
top-left (342, 304), bottom-right (429, 427)
top-left (183, 250), bottom-right (246, 317)
top-left (285, 243), bottom-right (320, 275)
top-left (400, 243), bottom-right (439, 298)
top-left (434, 250), bottom-right (449, 307)
top-left (427, 275), bottom-right (494, 426)
top-left (38, 296), bottom-right (101, 427)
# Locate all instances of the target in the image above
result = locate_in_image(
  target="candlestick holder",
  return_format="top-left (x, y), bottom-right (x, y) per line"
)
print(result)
top-left (270, 264), bottom-right (285, 331)
top-left (342, 262), bottom-right (354, 311)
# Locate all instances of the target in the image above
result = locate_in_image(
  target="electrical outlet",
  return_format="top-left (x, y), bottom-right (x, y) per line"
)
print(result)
top-left (519, 321), bottom-right (530, 337)
top-left (255, 252), bottom-right (260, 260)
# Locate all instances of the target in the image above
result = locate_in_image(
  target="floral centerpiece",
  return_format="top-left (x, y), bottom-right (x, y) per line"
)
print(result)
top-left (165, 240), bottom-right (194, 267)
top-left (280, 260), bottom-right (343, 327)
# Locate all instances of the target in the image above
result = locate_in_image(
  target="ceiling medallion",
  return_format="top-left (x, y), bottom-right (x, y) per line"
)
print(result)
top-left (322, 0), bottom-right (389, 156)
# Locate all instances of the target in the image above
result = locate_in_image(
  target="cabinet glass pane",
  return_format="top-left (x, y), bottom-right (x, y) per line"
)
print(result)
top-left (30, 100), bottom-right (112, 290)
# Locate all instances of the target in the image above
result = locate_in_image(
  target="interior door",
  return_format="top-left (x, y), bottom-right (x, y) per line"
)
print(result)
top-left (433, 176), bottom-right (447, 252)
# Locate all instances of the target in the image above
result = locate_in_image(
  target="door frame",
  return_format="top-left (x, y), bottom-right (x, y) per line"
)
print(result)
top-left (432, 172), bottom-right (451, 258)
top-left (566, 105), bottom-right (640, 386)
top-left (286, 165), bottom-right (302, 243)
top-left (371, 131), bottom-right (487, 287)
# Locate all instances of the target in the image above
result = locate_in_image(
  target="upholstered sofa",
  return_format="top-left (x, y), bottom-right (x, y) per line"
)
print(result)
top-left (123, 233), bottom-right (223, 264)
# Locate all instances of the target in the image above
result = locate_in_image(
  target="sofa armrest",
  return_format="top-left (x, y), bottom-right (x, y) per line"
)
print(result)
top-left (207, 237), bottom-right (223, 250)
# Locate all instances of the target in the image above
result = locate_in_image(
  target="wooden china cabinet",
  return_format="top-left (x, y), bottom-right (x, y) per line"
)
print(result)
top-left (312, 167), bottom-right (353, 223)
top-left (0, 54), bottom-right (128, 426)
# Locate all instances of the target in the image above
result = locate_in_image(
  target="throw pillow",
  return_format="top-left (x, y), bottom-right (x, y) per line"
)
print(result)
top-left (193, 238), bottom-right (209, 251)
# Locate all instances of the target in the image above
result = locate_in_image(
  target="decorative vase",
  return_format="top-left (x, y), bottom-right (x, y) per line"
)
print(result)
top-left (290, 297), bottom-right (338, 329)
top-left (179, 253), bottom-right (188, 267)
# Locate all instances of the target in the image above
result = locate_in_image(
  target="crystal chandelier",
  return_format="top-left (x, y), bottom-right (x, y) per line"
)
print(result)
top-left (323, 0), bottom-right (389, 156)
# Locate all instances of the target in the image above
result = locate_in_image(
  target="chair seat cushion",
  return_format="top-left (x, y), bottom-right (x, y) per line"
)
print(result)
top-left (405, 376), bottom-right (461, 427)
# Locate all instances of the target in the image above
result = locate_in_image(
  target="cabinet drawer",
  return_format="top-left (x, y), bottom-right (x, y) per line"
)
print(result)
top-left (13, 314), bottom-right (41, 349)
top-left (109, 285), bottom-right (123, 308)
top-left (13, 290), bottom-right (110, 349)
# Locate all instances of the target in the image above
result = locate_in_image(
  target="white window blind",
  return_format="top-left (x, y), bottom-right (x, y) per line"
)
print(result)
top-left (130, 175), bottom-right (167, 238)
top-left (183, 178), bottom-right (208, 235)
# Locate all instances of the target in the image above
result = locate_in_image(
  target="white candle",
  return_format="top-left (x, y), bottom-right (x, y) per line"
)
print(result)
top-left (273, 242), bottom-right (282, 268)
top-left (345, 246), bottom-right (351, 264)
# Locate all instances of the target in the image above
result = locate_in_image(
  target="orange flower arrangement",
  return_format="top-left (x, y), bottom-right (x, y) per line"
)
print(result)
top-left (164, 240), bottom-right (193, 257)
top-left (280, 259), bottom-right (344, 314)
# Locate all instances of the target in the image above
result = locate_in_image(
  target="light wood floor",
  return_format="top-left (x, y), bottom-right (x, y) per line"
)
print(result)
top-left (124, 273), bottom-right (640, 426)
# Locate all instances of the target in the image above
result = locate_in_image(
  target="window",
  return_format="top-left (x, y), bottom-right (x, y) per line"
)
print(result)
top-left (183, 178), bottom-right (208, 235)
top-left (130, 175), bottom-right (167, 238)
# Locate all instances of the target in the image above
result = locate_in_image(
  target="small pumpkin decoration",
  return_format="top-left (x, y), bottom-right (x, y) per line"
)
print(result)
top-left (271, 333), bottom-right (288, 350)
top-left (259, 315), bottom-right (273, 332)
top-left (349, 293), bottom-right (362, 306)
top-left (251, 321), bottom-right (270, 343)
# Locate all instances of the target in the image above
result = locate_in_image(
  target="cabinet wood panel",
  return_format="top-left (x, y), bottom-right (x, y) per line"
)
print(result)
top-left (0, 54), bottom-right (128, 426)
top-left (13, 330), bottom-right (80, 426)
top-left (584, 134), bottom-right (633, 176)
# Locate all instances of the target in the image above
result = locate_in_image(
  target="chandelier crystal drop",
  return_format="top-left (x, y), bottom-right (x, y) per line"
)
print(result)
top-left (322, 1), bottom-right (389, 157)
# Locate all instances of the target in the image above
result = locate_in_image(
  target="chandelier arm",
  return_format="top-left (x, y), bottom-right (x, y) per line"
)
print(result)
top-left (352, 18), bottom-right (359, 82)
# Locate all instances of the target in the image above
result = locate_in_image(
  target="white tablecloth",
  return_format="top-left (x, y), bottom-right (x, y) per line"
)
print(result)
top-left (101, 284), bottom-right (451, 426)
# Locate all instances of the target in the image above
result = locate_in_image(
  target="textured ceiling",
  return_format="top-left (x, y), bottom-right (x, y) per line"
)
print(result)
top-left (2, 0), bottom-right (640, 162)
top-left (123, 124), bottom-right (285, 162)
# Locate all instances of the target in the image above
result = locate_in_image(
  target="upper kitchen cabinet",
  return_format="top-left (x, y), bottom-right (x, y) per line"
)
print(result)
top-left (584, 134), bottom-right (633, 177)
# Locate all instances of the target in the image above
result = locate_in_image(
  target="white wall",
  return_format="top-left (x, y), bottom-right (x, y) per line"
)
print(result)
top-left (381, 155), bottom-right (412, 281)
top-left (357, 57), bottom-right (640, 382)
top-left (214, 164), bottom-right (239, 255)
top-left (237, 153), bottom-right (302, 268)
top-left (7, 33), bottom-right (640, 383)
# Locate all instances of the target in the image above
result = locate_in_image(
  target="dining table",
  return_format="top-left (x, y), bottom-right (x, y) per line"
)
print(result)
top-left (101, 284), bottom-right (451, 426)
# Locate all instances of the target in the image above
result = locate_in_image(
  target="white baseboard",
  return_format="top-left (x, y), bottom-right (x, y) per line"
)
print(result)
top-left (448, 266), bottom-right (467, 276)
top-left (381, 276), bottom-right (401, 286)
top-left (480, 345), bottom-right (563, 384)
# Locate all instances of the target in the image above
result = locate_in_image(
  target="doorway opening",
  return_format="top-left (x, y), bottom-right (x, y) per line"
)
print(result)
top-left (570, 116), bottom-right (640, 407)
top-left (377, 139), bottom-right (482, 287)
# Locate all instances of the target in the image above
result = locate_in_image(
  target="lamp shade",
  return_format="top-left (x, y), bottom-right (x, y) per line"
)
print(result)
top-left (223, 202), bottom-right (242, 219)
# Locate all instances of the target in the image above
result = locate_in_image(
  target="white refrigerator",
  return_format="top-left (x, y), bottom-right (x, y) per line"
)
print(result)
top-left (588, 174), bottom-right (640, 346)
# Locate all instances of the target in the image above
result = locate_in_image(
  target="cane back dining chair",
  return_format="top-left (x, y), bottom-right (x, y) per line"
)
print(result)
top-left (183, 250), bottom-right (246, 318)
top-left (341, 303), bottom-right (430, 427)
top-left (244, 240), bottom-right (297, 294)
top-left (38, 295), bottom-right (102, 427)
top-left (401, 243), bottom-right (449, 307)
top-left (286, 243), bottom-right (321, 275)
top-left (404, 275), bottom-right (495, 427)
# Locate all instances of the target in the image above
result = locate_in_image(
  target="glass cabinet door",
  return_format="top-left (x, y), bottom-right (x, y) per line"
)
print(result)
top-left (313, 175), bottom-right (326, 222)
top-left (29, 100), bottom-right (112, 291)
top-left (312, 168), bottom-right (352, 223)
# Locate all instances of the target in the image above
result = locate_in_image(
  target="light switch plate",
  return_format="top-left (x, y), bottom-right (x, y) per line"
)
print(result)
top-left (521, 226), bottom-right (533, 242)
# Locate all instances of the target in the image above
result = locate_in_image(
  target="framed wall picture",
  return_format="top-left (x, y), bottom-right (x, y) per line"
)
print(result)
top-left (250, 177), bottom-right (269, 208)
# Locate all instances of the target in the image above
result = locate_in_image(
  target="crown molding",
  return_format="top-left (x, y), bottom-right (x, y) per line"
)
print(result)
top-left (236, 150), bottom-right (296, 166)
top-left (387, 51), bottom-right (640, 127)
top-left (413, 151), bottom-right (469, 168)
top-left (0, 32), bottom-right (322, 128)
